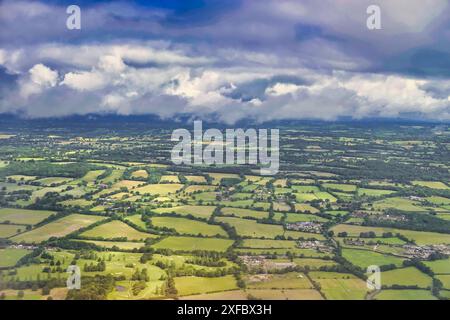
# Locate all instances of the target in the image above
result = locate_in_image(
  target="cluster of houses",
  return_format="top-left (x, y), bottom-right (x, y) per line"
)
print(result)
top-left (343, 238), bottom-right (366, 246)
top-left (285, 221), bottom-right (322, 233)
top-left (254, 188), bottom-right (271, 201)
top-left (297, 240), bottom-right (333, 253)
top-left (238, 255), bottom-right (296, 271)
top-left (402, 244), bottom-right (450, 259)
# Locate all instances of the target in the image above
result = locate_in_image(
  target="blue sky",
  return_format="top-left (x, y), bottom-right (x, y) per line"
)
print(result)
top-left (0, 0), bottom-right (449, 122)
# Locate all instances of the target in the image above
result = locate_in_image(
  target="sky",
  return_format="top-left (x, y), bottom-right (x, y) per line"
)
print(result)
top-left (0, 0), bottom-right (450, 123)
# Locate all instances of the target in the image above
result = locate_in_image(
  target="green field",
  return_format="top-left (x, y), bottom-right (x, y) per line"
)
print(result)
top-left (215, 217), bottom-right (284, 238)
top-left (375, 290), bottom-right (437, 300)
top-left (151, 216), bottom-right (227, 237)
top-left (381, 267), bottom-right (432, 288)
top-left (323, 183), bottom-right (357, 192)
top-left (424, 196), bottom-right (450, 205)
top-left (153, 205), bottom-right (216, 219)
top-left (291, 258), bottom-right (338, 269)
top-left (436, 275), bottom-right (450, 289)
top-left (124, 215), bottom-right (147, 229)
top-left (423, 259), bottom-right (450, 274)
top-left (11, 214), bottom-right (105, 243)
top-left (174, 275), bottom-right (238, 296)
top-left (373, 197), bottom-right (428, 212)
top-left (184, 185), bottom-right (215, 193)
top-left (0, 224), bottom-right (27, 238)
top-left (341, 248), bottom-right (404, 269)
top-left (152, 236), bottom-right (234, 252)
top-left (285, 213), bottom-right (328, 223)
top-left (0, 248), bottom-right (30, 267)
top-left (358, 188), bottom-right (396, 197)
top-left (293, 203), bottom-right (319, 213)
top-left (412, 181), bottom-right (449, 190)
top-left (81, 170), bottom-right (105, 182)
top-left (312, 275), bottom-right (367, 300)
top-left (76, 240), bottom-right (146, 250)
top-left (221, 207), bottom-right (268, 219)
top-left (80, 220), bottom-right (157, 241)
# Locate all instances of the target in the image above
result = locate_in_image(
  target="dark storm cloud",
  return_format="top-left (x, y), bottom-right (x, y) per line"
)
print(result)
top-left (0, 0), bottom-right (449, 122)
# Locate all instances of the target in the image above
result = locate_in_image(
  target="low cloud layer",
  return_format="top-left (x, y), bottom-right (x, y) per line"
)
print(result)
top-left (0, 0), bottom-right (449, 123)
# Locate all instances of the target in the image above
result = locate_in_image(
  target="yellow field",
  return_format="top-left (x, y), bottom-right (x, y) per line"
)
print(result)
top-left (160, 175), bottom-right (180, 183)
top-left (131, 170), bottom-right (148, 179)
top-left (134, 183), bottom-right (183, 195)
top-left (185, 175), bottom-right (207, 183)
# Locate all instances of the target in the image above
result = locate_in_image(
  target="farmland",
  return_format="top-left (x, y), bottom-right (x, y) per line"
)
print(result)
top-left (11, 214), bottom-right (105, 243)
top-left (151, 236), bottom-right (233, 252)
top-left (0, 120), bottom-right (449, 300)
top-left (151, 216), bottom-right (227, 237)
top-left (0, 208), bottom-right (55, 225)
top-left (80, 220), bottom-right (157, 241)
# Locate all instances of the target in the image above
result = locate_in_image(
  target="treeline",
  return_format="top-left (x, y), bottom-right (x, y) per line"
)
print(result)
top-left (364, 210), bottom-right (450, 234)
top-left (66, 275), bottom-right (115, 300)
top-left (0, 161), bottom-right (104, 178)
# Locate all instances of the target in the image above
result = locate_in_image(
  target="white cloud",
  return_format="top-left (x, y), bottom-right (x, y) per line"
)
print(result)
top-left (265, 83), bottom-right (302, 96)
top-left (61, 70), bottom-right (106, 91)
top-left (19, 63), bottom-right (58, 99)
top-left (29, 63), bottom-right (58, 86)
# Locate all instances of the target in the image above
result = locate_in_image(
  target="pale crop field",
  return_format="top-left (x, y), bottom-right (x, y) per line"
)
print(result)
top-left (245, 272), bottom-right (312, 290)
top-left (134, 183), bottom-right (183, 195)
top-left (412, 181), bottom-right (449, 190)
top-left (0, 208), bottom-right (55, 225)
top-left (12, 214), bottom-right (106, 243)
top-left (80, 220), bottom-right (158, 241)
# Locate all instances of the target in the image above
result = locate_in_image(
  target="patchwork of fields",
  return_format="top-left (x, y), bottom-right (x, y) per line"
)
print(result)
top-left (0, 123), bottom-right (449, 300)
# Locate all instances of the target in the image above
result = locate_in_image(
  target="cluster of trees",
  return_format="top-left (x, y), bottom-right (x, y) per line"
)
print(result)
top-left (66, 275), bottom-right (115, 300)
top-left (364, 210), bottom-right (450, 234)
top-left (165, 277), bottom-right (177, 298)
top-left (0, 161), bottom-right (102, 179)
top-left (131, 268), bottom-right (149, 281)
top-left (185, 253), bottom-right (227, 267)
top-left (83, 261), bottom-right (106, 272)
top-left (132, 281), bottom-right (147, 296)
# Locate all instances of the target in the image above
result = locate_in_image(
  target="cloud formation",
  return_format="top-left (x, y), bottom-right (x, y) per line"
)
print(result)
top-left (0, 0), bottom-right (449, 122)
